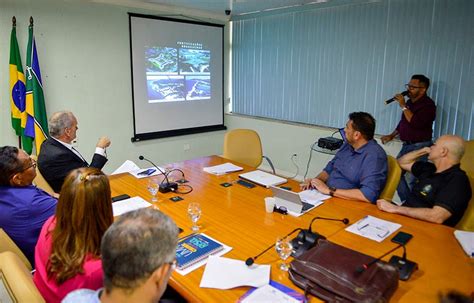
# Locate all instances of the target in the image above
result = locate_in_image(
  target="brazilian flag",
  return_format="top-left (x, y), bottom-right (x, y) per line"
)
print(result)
top-left (9, 21), bottom-right (27, 141)
top-left (24, 20), bottom-right (49, 155)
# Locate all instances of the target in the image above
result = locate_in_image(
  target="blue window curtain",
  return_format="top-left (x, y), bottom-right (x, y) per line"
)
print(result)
top-left (232, 0), bottom-right (474, 139)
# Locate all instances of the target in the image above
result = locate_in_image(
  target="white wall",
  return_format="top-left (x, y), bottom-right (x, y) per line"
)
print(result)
top-left (0, 0), bottom-right (228, 172)
top-left (225, 114), bottom-right (402, 180)
top-left (0, 0), bottom-right (402, 176)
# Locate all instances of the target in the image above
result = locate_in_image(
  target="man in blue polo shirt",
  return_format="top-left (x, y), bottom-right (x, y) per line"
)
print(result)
top-left (303, 112), bottom-right (388, 203)
top-left (0, 146), bottom-right (57, 266)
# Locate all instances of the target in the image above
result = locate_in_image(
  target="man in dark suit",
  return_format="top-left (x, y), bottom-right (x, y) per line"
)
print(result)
top-left (38, 111), bottom-right (111, 192)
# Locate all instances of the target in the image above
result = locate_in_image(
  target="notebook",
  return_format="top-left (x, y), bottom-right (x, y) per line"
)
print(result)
top-left (239, 170), bottom-right (287, 188)
top-left (176, 234), bottom-right (224, 270)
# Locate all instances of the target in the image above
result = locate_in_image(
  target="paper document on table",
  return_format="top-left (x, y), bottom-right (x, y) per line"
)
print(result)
top-left (112, 196), bottom-right (152, 216)
top-left (345, 215), bottom-right (401, 242)
top-left (200, 256), bottom-right (270, 289)
top-left (240, 284), bottom-right (301, 303)
top-left (129, 166), bottom-right (164, 179)
top-left (112, 160), bottom-right (140, 175)
top-left (203, 163), bottom-right (243, 175)
top-left (299, 189), bottom-right (331, 205)
top-left (454, 230), bottom-right (474, 258)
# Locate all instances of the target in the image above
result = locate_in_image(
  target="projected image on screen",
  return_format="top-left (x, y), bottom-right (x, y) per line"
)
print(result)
top-left (179, 49), bottom-right (210, 74)
top-left (145, 47), bottom-right (178, 74)
top-left (130, 14), bottom-right (225, 140)
top-left (186, 76), bottom-right (210, 100)
top-left (146, 76), bottom-right (185, 102)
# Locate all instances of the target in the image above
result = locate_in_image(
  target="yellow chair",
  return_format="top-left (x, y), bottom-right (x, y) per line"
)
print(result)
top-left (31, 155), bottom-right (55, 195)
top-left (0, 251), bottom-right (45, 303)
top-left (379, 155), bottom-right (402, 201)
top-left (460, 140), bottom-right (473, 177)
top-left (223, 129), bottom-right (263, 168)
top-left (0, 228), bottom-right (32, 271)
top-left (456, 140), bottom-right (474, 231)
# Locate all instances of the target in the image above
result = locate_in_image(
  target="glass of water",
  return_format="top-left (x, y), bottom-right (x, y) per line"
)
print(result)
top-left (275, 236), bottom-right (293, 271)
top-left (147, 179), bottom-right (159, 202)
top-left (187, 202), bottom-right (202, 232)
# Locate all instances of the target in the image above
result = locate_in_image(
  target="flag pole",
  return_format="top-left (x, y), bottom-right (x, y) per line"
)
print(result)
top-left (12, 16), bottom-right (22, 149)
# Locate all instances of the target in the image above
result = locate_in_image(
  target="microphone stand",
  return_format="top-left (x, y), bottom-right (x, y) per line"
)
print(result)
top-left (388, 245), bottom-right (418, 281)
top-left (139, 156), bottom-right (178, 193)
top-left (291, 216), bottom-right (350, 258)
top-left (246, 228), bottom-right (302, 266)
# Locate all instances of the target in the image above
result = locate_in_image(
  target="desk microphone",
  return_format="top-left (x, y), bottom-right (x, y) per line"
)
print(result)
top-left (291, 216), bottom-right (349, 258)
top-left (245, 228), bottom-right (302, 266)
top-left (354, 243), bottom-right (418, 280)
top-left (138, 155), bottom-right (178, 193)
top-left (385, 91), bottom-right (408, 105)
top-left (388, 244), bottom-right (418, 280)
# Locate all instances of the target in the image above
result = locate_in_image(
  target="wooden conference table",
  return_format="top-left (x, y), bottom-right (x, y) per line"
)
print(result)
top-left (109, 156), bottom-right (473, 302)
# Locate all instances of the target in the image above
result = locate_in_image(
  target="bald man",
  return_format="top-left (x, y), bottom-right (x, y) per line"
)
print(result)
top-left (38, 111), bottom-right (111, 192)
top-left (377, 135), bottom-right (471, 226)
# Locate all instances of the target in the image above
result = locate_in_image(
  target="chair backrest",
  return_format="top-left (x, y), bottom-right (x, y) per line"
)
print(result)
top-left (460, 140), bottom-right (474, 177)
top-left (31, 155), bottom-right (55, 195)
top-left (456, 175), bottom-right (474, 231)
top-left (223, 129), bottom-right (263, 168)
top-left (379, 155), bottom-right (402, 201)
top-left (456, 140), bottom-right (474, 231)
top-left (0, 251), bottom-right (45, 303)
top-left (0, 228), bottom-right (32, 271)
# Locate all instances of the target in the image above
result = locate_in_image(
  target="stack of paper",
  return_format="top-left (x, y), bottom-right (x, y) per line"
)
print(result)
top-left (200, 256), bottom-right (270, 289)
top-left (454, 230), bottom-right (474, 257)
top-left (299, 189), bottom-right (331, 205)
top-left (345, 215), bottom-right (401, 242)
top-left (111, 160), bottom-right (140, 175)
top-left (203, 163), bottom-right (243, 175)
top-left (112, 196), bottom-right (152, 216)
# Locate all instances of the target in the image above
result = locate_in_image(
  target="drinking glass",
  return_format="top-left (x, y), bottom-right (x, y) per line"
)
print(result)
top-left (187, 202), bottom-right (202, 232)
top-left (275, 236), bottom-right (293, 271)
top-left (147, 179), bottom-right (159, 202)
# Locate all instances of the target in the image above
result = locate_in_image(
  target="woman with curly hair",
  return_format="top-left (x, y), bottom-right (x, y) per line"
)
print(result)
top-left (33, 167), bottom-right (113, 303)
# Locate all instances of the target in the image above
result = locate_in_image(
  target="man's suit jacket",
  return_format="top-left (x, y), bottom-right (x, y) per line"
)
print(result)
top-left (37, 138), bottom-right (107, 192)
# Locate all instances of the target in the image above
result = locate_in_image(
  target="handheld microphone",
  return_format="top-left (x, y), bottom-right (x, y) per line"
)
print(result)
top-left (245, 228), bottom-right (302, 266)
top-left (291, 216), bottom-right (350, 258)
top-left (138, 156), bottom-right (178, 193)
top-left (385, 91), bottom-right (408, 105)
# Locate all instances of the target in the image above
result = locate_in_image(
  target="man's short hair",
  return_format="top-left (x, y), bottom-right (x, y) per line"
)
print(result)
top-left (411, 74), bottom-right (430, 89)
top-left (348, 112), bottom-right (376, 141)
top-left (101, 208), bottom-right (179, 292)
top-left (0, 146), bottom-right (22, 186)
top-left (49, 111), bottom-right (75, 138)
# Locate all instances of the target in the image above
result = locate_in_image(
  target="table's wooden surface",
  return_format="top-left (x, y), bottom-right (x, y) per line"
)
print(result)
top-left (109, 156), bottom-right (473, 302)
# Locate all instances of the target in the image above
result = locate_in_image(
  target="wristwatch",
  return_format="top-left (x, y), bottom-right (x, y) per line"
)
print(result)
top-left (329, 186), bottom-right (336, 197)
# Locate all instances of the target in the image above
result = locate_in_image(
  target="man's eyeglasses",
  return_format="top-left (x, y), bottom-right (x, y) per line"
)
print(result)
top-left (168, 259), bottom-right (177, 271)
top-left (405, 84), bottom-right (424, 90)
top-left (19, 158), bottom-right (37, 172)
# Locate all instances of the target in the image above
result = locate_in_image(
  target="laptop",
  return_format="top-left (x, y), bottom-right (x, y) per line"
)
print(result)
top-left (239, 170), bottom-right (287, 188)
top-left (270, 186), bottom-right (316, 215)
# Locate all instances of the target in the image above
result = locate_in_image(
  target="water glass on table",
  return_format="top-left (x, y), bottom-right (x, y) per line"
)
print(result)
top-left (187, 202), bottom-right (202, 232)
top-left (275, 236), bottom-right (293, 271)
top-left (147, 179), bottom-right (159, 203)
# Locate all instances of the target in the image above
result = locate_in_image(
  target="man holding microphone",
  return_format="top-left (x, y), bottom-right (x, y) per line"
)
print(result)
top-left (381, 74), bottom-right (436, 202)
